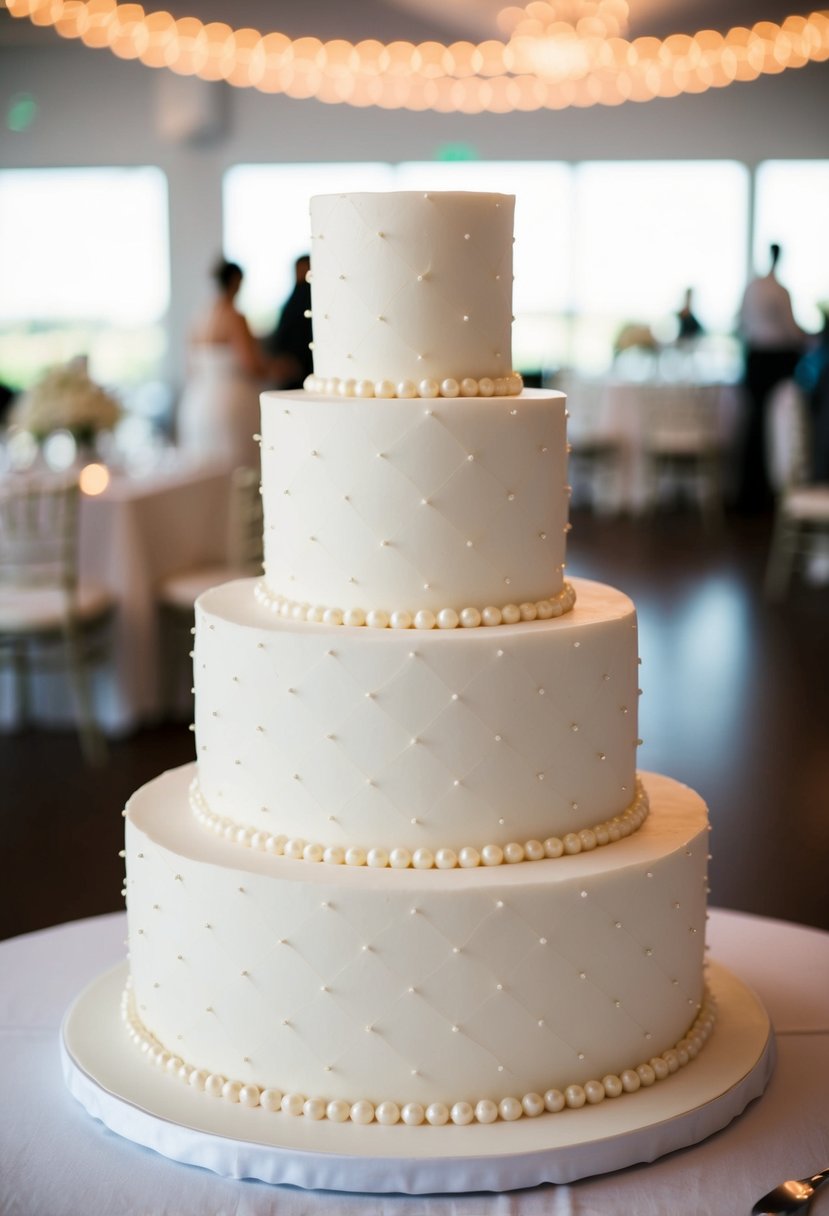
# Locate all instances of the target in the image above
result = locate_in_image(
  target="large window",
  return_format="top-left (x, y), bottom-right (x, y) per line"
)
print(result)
top-left (754, 160), bottom-right (829, 334)
top-left (0, 166), bottom-right (170, 391)
top-left (571, 160), bottom-right (749, 373)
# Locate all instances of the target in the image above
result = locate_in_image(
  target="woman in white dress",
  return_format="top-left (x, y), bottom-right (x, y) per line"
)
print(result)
top-left (177, 260), bottom-right (267, 471)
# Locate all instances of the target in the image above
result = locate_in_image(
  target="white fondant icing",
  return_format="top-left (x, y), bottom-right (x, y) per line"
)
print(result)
top-left (259, 389), bottom-right (569, 616)
top-left (113, 188), bottom-right (720, 1151)
top-left (193, 578), bottom-right (640, 852)
top-left (125, 766), bottom-right (709, 1109)
top-left (189, 777), bottom-right (650, 868)
top-left (309, 193), bottom-right (515, 388)
top-left (118, 1001), bottom-right (723, 1134)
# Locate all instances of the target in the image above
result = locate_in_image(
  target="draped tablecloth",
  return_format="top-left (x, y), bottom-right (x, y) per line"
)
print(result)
top-left (0, 455), bottom-right (233, 735)
top-left (566, 379), bottom-right (740, 513)
top-left (1, 908), bottom-right (828, 1216)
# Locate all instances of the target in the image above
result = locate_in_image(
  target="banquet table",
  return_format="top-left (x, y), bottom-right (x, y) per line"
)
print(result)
top-left (566, 379), bottom-right (740, 514)
top-left (2, 908), bottom-right (828, 1216)
top-left (0, 455), bottom-right (233, 736)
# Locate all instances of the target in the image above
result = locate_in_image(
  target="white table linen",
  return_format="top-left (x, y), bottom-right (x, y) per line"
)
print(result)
top-left (1, 908), bottom-right (828, 1215)
top-left (567, 380), bottom-right (739, 513)
top-left (0, 456), bottom-right (233, 735)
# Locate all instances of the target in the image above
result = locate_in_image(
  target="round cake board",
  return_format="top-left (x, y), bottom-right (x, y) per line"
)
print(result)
top-left (61, 960), bottom-right (774, 1195)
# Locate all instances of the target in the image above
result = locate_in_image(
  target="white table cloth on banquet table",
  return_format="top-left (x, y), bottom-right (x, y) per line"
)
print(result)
top-left (2, 908), bottom-right (828, 1216)
top-left (567, 380), bottom-right (739, 513)
top-left (0, 457), bottom-right (233, 735)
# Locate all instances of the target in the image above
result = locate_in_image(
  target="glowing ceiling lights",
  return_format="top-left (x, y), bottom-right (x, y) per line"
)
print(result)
top-left (6, 0), bottom-right (829, 113)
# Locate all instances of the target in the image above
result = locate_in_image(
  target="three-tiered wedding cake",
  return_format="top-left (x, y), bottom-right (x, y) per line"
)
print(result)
top-left (122, 192), bottom-right (715, 1132)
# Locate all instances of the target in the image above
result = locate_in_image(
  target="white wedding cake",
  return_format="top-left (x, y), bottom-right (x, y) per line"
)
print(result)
top-left (122, 192), bottom-right (715, 1132)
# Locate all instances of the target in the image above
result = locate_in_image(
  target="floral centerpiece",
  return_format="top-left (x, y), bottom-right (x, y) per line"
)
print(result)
top-left (11, 361), bottom-right (121, 446)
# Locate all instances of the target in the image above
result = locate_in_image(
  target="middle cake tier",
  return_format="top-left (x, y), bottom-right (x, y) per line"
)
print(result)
top-left (193, 576), bottom-right (640, 855)
top-left (259, 388), bottom-right (570, 618)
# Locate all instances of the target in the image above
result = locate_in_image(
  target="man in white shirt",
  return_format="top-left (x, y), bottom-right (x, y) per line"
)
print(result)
top-left (736, 243), bottom-right (808, 511)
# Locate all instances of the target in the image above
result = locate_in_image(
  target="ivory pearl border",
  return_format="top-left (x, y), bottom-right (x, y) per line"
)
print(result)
top-left (303, 372), bottom-right (524, 399)
top-left (189, 778), bottom-right (649, 869)
top-left (252, 579), bottom-right (577, 631)
top-left (121, 981), bottom-right (716, 1127)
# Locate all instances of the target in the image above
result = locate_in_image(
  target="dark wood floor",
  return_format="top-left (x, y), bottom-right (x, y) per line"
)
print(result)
top-left (2, 506), bottom-right (828, 942)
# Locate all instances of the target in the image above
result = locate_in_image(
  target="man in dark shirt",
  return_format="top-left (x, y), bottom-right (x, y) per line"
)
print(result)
top-left (264, 254), bottom-right (312, 389)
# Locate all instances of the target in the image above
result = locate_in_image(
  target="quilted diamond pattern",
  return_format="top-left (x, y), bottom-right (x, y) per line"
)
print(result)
top-left (126, 767), bottom-right (709, 1106)
top-left (261, 390), bottom-right (568, 614)
top-left (195, 578), bottom-right (640, 851)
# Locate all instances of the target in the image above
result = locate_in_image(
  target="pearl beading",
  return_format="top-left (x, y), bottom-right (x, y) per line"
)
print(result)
top-left (303, 372), bottom-right (524, 399)
top-left (189, 777), bottom-right (649, 868)
top-left (253, 578), bottom-right (577, 630)
top-left (121, 980), bottom-right (717, 1127)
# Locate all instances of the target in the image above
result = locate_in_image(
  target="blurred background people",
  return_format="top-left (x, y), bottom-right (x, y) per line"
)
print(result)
top-left (264, 253), bottom-right (313, 390)
top-left (176, 258), bottom-right (267, 470)
top-left (735, 242), bottom-right (809, 511)
top-left (795, 305), bottom-right (829, 481)
top-left (676, 287), bottom-right (703, 341)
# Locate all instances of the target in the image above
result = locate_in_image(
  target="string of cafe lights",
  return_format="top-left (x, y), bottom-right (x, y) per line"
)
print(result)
top-left (7, 0), bottom-right (829, 113)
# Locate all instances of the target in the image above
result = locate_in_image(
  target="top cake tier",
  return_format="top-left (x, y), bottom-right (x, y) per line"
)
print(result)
top-left (307, 192), bottom-right (517, 393)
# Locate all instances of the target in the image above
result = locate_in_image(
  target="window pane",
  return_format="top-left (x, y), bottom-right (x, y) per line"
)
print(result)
top-left (0, 166), bottom-right (169, 388)
top-left (571, 160), bottom-right (748, 372)
top-left (754, 160), bottom-right (829, 333)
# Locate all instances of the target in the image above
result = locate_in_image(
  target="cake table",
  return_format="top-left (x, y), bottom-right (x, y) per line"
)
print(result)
top-left (3, 908), bottom-right (828, 1214)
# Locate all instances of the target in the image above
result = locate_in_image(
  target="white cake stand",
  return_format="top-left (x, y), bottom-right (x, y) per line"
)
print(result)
top-left (62, 960), bottom-right (773, 1195)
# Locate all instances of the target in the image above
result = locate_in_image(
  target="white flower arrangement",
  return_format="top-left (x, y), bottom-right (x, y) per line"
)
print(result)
top-left (12, 362), bottom-right (121, 441)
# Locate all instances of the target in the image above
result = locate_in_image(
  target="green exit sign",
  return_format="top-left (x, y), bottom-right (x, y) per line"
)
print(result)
top-left (435, 142), bottom-right (479, 162)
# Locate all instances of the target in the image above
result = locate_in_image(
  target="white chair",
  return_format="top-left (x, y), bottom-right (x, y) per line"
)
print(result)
top-left (764, 384), bottom-right (829, 600)
top-left (0, 473), bottom-right (114, 763)
top-left (641, 384), bottom-right (723, 523)
top-left (157, 466), bottom-right (263, 709)
top-left (562, 377), bottom-right (625, 512)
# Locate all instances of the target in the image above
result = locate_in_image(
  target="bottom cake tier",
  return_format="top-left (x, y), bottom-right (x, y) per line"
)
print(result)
top-left (123, 766), bottom-right (712, 1125)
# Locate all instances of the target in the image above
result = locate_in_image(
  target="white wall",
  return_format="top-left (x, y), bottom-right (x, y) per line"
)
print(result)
top-left (2, 38), bottom-right (827, 386)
